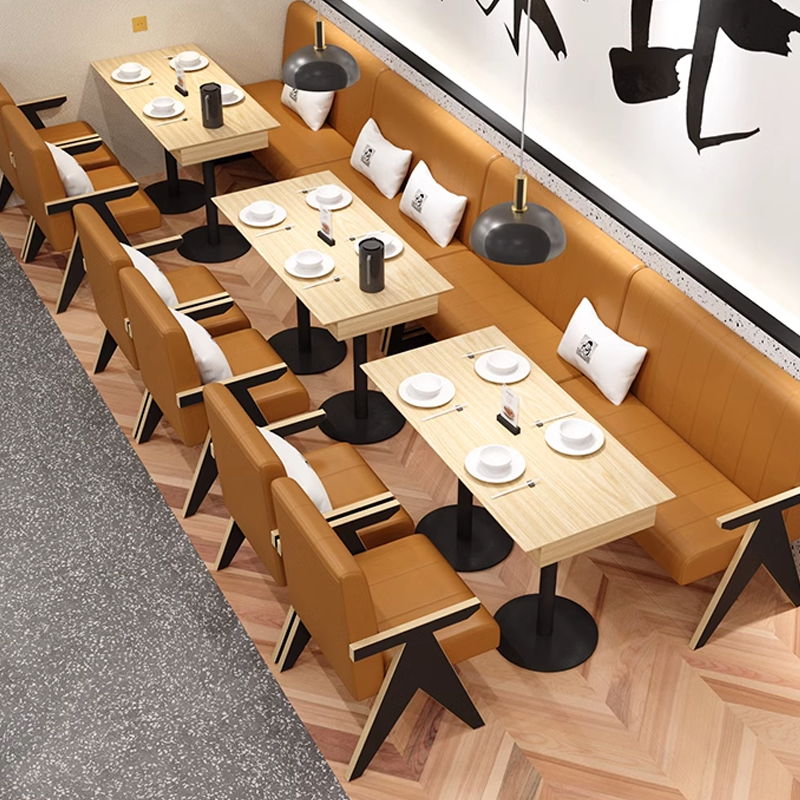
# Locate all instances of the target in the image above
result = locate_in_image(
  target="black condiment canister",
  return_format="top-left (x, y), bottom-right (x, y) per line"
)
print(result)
top-left (358, 237), bottom-right (385, 293)
top-left (200, 82), bottom-right (223, 128)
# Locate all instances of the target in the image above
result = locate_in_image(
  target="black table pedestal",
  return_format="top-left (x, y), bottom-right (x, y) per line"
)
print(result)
top-left (495, 563), bottom-right (598, 672)
top-left (417, 480), bottom-right (513, 572)
top-left (145, 151), bottom-right (205, 214)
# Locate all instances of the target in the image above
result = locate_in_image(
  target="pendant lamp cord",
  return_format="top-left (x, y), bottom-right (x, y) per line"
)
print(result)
top-left (518, 0), bottom-right (533, 174)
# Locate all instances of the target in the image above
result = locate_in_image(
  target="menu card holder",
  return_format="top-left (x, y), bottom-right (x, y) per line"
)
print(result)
top-left (317, 205), bottom-right (335, 246)
top-left (174, 63), bottom-right (189, 96)
top-left (496, 385), bottom-right (521, 435)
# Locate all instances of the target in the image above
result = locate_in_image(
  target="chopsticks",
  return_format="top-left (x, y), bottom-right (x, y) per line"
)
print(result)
top-left (155, 116), bottom-right (189, 127)
top-left (122, 81), bottom-right (156, 91)
top-left (256, 225), bottom-right (293, 237)
top-left (302, 275), bottom-right (342, 290)
top-left (421, 403), bottom-right (467, 422)
top-left (461, 344), bottom-right (504, 359)
top-left (532, 411), bottom-right (576, 428)
top-left (491, 478), bottom-right (542, 499)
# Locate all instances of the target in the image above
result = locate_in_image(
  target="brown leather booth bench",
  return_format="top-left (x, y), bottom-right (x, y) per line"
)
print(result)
top-left (243, 2), bottom-right (800, 613)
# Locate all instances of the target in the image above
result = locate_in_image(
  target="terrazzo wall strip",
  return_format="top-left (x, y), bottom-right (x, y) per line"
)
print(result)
top-left (0, 233), bottom-right (349, 800)
top-left (313, 0), bottom-right (800, 382)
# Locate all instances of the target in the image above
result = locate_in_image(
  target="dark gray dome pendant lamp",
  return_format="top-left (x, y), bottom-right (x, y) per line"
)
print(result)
top-left (282, 13), bottom-right (360, 92)
top-left (470, 0), bottom-right (566, 265)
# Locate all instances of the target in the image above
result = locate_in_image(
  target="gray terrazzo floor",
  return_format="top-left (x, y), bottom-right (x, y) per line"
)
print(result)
top-left (0, 234), bottom-right (348, 799)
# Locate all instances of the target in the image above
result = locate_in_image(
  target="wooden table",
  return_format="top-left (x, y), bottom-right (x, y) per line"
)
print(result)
top-left (363, 327), bottom-right (674, 671)
top-left (214, 170), bottom-right (453, 444)
top-left (92, 44), bottom-right (279, 262)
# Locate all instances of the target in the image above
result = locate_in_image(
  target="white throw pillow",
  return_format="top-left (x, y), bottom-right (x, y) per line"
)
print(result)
top-left (121, 244), bottom-right (179, 307)
top-left (280, 84), bottom-right (334, 132)
top-left (169, 308), bottom-right (233, 384)
top-left (557, 297), bottom-right (647, 405)
top-left (350, 118), bottom-right (412, 199)
top-left (399, 160), bottom-right (467, 247)
top-left (45, 141), bottom-right (94, 197)
top-left (259, 428), bottom-right (333, 513)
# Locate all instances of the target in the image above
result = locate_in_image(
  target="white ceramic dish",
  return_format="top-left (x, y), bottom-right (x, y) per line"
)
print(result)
top-left (169, 55), bottom-right (209, 71)
top-left (221, 87), bottom-right (245, 106)
top-left (465, 445), bottom-right (526, 484)
top-left (111, 66), bottom-right (152, 83)
top-left (475, 351), bottom-right (531, 384)
top-left (544, 418), bottom-right (605, 456)
top-left (305, 188), bottom-right (353, 211)
top-left (284, 254), bottom-right (335, 279)
top-left (398, 375), bottom-right (455, 409)
top-left (142, 100), bottom-right (185, 119)
top-left (238, 204), bottom-right (287, 228)
top-left (352, 231), bottom-right (403, 259)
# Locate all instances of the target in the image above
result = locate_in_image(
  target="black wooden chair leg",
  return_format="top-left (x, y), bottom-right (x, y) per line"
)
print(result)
top-left (274, 607), bottom-right (311, 670)
top-left (133, 390), bottom-right (163, 443)
top-left (0, 175), bottom-right (13, 212)
top-left (21, 217), bottom-right (45, 262)
top-left (214, 518), bottom-right (245, 570)
top-left (93, 329), bottom-right (118, 373)
top-left (182, 433), bottom-right (217, 517)
top-left (56, 234), bottom-right (85, 313)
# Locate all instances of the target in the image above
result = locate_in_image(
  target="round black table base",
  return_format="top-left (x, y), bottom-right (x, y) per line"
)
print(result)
top-left (495, 594), bottom-right (598, 672)
top-left (417, 506), bottom-right (513, 572)
top-left (145, 179), bottom-right (206, 214)
top-left (319, 391), bottom-right (405, 444)
top-left (178, 225), bottom-right (251, 263)
top-left (269, 328), bottom-right (347, 375)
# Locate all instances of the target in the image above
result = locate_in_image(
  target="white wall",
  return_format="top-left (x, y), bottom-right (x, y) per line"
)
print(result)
top-left (1, 0), bottom-right (293, 177)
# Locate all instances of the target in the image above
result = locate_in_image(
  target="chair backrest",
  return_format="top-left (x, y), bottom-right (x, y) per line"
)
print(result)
top-left (204, 382), bottom-right (289, 584)
top-left (1, 104), bottom-right (75, 251)
top-left (272, 476), bottom-right (385, 700)
top-left (0, 81), bottom-right (21, 195)
top-left (119, 267), bottom-right (209, 446)
top-left (74, 204), bottom-right (140, 368)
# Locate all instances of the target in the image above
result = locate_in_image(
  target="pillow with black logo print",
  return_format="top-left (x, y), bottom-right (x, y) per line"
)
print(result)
top-left (399, 160), bottom-right (467, 247)
top-left (349, 118), bottom-right (412, 199)
top-left (557, 297), bottom-right (647, 405)
top-left (280, 84), bottom-right (334, 131)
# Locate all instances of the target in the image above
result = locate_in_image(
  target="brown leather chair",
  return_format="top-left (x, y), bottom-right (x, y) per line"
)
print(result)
top-left (0, 80), bottom-right (118, 211)
top-left (74, 204), bottom-right (251, 373)
top-left (1, 104), bottom-right (161, 313)
top-left (119, 267), bottom-right (311, 515)
top-left (203, 381), bottom-right (416, 585)
top-left (272, 476), bottom-right (500, 780)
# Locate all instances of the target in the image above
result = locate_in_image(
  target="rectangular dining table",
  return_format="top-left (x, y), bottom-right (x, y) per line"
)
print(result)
top-left (92, 44), bottom-right (279, 262)
top-left (363, 326), bottom-right (674, 671)
top-left (213, 170), bottom-right (453, 444)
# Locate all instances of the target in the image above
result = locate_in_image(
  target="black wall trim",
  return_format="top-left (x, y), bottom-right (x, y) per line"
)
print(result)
top-left (321, 0), bottom-right (800, 358)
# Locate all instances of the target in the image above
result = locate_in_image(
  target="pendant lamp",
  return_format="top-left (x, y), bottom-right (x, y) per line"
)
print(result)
top-left (282, 13), bottom-right (360, 92)
top-left (470, 0), bottom-right (566, 265)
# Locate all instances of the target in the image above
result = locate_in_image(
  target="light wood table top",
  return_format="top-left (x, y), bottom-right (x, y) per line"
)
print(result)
top-left (92, 44), bottom-right (279, 166)
top-left (213, 171), bottom-right (453, 340)
top-left (363, 326), bottom-right (674, 567)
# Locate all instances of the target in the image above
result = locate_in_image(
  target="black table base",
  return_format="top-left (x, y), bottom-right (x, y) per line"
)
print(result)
top-left (146, 151), bottom-right (205, 214)
top-left (320, 390), bottom-right (405, 444)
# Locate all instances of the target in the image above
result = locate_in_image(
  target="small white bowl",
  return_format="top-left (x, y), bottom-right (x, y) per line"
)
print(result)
top-left (220, 83), bottom-right (237, 102)
top-left (294, 249), bottom-right (325, 274)
top-left (487, 350), bottom-right (519, 375)
top-left (247, 201), bottom-right (275, 222)
top-left (316, 184), bottom-right (342, 205)
top-left (559, 418), bottom-right (594, 447)
top-left (409, 373), bottom-right (443, 399)
top-left (151, 96), bottom-right (176, 113)
top-left (479, 445), bottom-right (513, 477)
top-left (177, 50), bottom-right (202, 67)
top-left (118, 61), bottom-right (142, 78)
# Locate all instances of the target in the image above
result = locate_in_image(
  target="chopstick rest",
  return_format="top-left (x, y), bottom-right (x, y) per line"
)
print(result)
top-left (491, 478), bottom-right (541, 499)
top-left (421, 403), bottom-right (467, 422)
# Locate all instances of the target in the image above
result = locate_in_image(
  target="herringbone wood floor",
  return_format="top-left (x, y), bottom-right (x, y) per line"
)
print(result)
top-left (4, 158), bottom-right (800, 800)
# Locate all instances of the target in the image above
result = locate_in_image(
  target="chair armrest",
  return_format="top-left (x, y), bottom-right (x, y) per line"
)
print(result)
top-left (44, 182), bottom-right (139, 216)
top-left (718, 486), bottom-right (800, 530)
top-left (57, 136), bottom-right (103, 156)
top-left (133, 235), bottom-right (183, 257)
top-left (262, 408), bottom-right (326, 437)
top-left (176, 363), bottom-right (288, 409)
top-left (174, 292), bottom-right (234, 322)
top-left (324, 491), bottom-right (401, 554)
top-left (349, 597), bottom-right (481, 662)
top-left (17, 95), bottom-right (67, 128)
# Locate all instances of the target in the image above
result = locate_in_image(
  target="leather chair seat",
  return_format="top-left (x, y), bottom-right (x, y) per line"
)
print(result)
top-left (355, 533), bottom-right (500, 667)
top-left (36, 120), bottom-right (118, 171)
top-left (88, 166), bottom-right (161, 234)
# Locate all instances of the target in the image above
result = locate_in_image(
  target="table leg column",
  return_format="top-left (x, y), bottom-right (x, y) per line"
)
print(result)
top-left (145, 150), bottom-right (205, 214)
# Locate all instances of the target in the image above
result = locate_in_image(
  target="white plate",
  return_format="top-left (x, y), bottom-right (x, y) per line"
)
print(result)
top-left (111, 66), bottom-right (152, 83)
top-left (169, 55), bottom-right (209, 71)
top-left (284, 254), bottom-right (335, 279)
top-left (475, 351), bottom-right (531, 384)
top-left (239, 204), bottom-right (287, 228)
top-left (222, 88), bottom-right (245, 106)
top-left (465, 445), bottom-right (526, 484)
top-left (305, 188), bottom-right (353, 211)
top-left (143, 100), bottom-right (185, 119)
top-left (544, 419), bottom-right (605, 456)
top-left (353, 231), bottom-right (403, 259)
top-left (398, 375), bottom-right (455, 408)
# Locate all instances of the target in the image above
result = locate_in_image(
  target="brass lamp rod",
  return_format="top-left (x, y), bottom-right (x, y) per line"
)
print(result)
top-left (512, 0), bottom-right (533, 213)
top-left (315, 14), bottom-right (326, 51)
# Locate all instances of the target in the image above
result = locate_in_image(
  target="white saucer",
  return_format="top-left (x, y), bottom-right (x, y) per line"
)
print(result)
top-left (143, 100), bottom-right (185, 119)
top-left (465, 445), bottom-right (526, 484)
top-left (239, 205), bottom-right (287, 228)
top-left (284, 254), bottom-right (335, 279)
top-left (169, 56), bottom-right (209, 71)
top-left (111, 66), bottom-right (152, 83)
top-left (222, 88), bottom-right (245, 106)
top-left (475, 351), bottom-right (531, 384)
top-left (544, 419), bottom-right (605, 456)
top-left (306, 188), bottom-right (353, 211)
top-left (398, 375), bottom-right (455, 408)
top-left (353, 231), bottom-right (403, 259)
